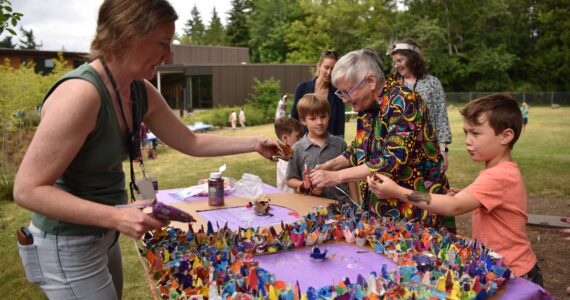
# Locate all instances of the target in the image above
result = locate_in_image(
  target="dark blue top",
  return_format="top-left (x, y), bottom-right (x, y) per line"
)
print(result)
top-left (291, 78), bottom-right (345, 137)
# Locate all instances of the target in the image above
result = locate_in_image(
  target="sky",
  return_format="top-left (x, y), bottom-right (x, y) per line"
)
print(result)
top-left (1, 0), bottom-right (232, 52)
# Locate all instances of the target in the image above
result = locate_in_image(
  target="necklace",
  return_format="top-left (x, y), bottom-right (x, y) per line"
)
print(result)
top-left (403, 77), bottom-right (418, 91)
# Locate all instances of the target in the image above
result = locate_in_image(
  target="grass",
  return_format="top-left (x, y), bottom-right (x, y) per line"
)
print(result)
top-left (1, 106), bottom-right (569, 299)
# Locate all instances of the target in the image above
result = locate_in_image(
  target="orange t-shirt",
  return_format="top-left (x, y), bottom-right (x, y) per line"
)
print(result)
top-left (464, 161), bottom-right (537, 276)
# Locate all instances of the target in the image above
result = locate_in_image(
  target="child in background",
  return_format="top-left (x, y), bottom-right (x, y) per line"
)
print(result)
top-left (274, 117), bottom-right (304, 192)
top-left (229, 111), bottom-right (237, 130)
top-left (367, 93), bottom-right (543, 286)
top-left (287, 94), bottom-right (351, 202)
top-left (239, 107), bottom-right (246, 128)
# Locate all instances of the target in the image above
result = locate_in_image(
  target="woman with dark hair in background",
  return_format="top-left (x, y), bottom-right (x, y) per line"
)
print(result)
top-left (391, 38), bottom-right (452, 171)
top-left (291, 50), bottom-right (345, 138)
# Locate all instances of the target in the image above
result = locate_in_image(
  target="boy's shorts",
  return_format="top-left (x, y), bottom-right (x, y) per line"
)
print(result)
top-left (521, 262), bottom-right (543, 287)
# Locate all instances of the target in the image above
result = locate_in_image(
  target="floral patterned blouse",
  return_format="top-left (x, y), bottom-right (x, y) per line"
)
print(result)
top-left (343, 76), bottom-right (450, 228)
top-left (397, 74), bottom-right (452, 144)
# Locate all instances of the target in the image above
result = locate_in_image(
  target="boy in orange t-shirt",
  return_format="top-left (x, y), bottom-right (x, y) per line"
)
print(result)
top-left (367, 93), bottom-right (543, 286)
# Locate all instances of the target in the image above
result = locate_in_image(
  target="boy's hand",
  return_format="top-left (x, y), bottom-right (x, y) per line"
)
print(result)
top-left (311, 186), bottom-right (323, 196)
top-left (366, 173), bottom-right (400, 199)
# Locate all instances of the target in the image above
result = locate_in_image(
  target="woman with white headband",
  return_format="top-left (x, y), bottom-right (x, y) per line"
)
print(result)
top-left (391, 38), bottom-right (452, 172)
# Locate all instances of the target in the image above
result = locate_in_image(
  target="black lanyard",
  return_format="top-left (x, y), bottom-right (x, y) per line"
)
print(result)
top-left (101, 59), bottom-right (140, 202)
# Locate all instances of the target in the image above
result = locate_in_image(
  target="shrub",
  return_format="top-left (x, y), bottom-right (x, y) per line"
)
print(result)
top-left (248, 77), bottom-right (281, 122)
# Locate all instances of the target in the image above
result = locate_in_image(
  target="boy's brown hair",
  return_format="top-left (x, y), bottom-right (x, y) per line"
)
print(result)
top-left (274, 117), bottom-right (303, 140)
top-left (460, 93), bottom-right (523, 149)
top-left (296, 93), bottom-right (330, 120)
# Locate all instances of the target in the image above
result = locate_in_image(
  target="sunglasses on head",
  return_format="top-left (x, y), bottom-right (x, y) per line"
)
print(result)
top-left (321, 50), bottom-right (339, 59)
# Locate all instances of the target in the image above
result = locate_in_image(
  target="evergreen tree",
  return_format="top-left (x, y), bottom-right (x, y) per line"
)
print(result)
top-left (226, 0), bottom-right (253, 47)
top-left (18, 26), bottom-right (42, 50)
top-left (0, 36), bottom-right (16, 48)
top-left (204, 8), bottom-right (226, 46)
top-left (182, 5), bottom-right (206, 45)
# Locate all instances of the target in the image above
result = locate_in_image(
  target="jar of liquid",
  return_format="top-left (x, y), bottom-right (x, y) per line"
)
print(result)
top-left (208, 172), bottom-right (224, 206)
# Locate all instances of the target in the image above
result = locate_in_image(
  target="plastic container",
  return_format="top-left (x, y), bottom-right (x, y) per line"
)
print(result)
top-left (208, 172), bottom-right (225, 206)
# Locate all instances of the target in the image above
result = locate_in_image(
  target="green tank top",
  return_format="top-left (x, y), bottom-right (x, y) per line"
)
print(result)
top-left (32, 63), bottom-right (148, 235)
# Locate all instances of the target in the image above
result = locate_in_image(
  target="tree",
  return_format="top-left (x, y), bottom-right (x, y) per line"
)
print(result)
top-left (248, 0), bottom-right (304, 63)
top-left (204, 8), bottom-right (226, 46)
top-left (529, 0), bottom-right (570, 91)
top-left (18, 26), bottom-right (42, 50)
top-left (226, 0), bottom-right (253, 48)
top-left (182, 5), bottom-right (206, 45)
top-left (0, 0), bottom-right (23, 35)
top-left (0, 35), bottom-right (15, 48)
top-left (284, 0), bottom-right (396, 64)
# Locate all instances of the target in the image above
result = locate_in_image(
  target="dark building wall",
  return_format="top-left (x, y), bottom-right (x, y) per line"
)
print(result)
top-left (212, 64), bottom-right (313, 107)
top-left (170, 45), bottom-right (249, 65)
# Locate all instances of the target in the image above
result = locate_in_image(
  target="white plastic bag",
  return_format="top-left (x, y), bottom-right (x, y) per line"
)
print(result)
top-left (232, 173), bottom-right (265, 200)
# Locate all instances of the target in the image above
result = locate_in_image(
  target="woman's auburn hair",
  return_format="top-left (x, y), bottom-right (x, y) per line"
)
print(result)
top-left (89, 0), bottom-right (178, 60)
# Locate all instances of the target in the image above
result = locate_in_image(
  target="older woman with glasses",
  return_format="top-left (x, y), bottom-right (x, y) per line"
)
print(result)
top-left (310, 48), bottom-right (452, 230)
top-left (291, 50), bottom-right (345, 138)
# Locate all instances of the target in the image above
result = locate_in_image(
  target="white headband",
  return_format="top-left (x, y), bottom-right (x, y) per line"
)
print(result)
top-left (391, 43), bottom-right (421, 55)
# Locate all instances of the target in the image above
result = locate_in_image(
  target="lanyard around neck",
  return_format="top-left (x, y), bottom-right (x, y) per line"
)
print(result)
top-left (100, 59), bottom-right (143, 202)
top-left (101, 59), bottom-right (131, 136)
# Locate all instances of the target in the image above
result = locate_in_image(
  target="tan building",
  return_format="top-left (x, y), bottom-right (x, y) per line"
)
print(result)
top-left (0, 48), bottom-right (88, 74)
top-left (155, 45), bottom-right (313, 110)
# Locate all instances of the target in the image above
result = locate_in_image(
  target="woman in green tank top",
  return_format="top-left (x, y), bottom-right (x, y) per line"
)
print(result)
top-left (13, 1), bottom-right (280, 299)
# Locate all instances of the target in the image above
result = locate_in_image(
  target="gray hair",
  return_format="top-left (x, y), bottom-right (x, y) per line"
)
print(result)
top-left (331, 48), bottom-right (385, 86)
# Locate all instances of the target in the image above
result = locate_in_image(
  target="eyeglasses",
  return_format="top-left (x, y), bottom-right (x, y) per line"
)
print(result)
top-left (335, 78), bottom-right (366, 100)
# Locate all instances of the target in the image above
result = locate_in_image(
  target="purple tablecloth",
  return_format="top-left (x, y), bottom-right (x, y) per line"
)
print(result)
top-left (255, 243), bottom-right (551, 299)
top-left (197, 205), bottom-right (299, 230)
top-left (255, 243), bottom-right (396, 289)
top-left (156, 183), bottom-right (282, 204)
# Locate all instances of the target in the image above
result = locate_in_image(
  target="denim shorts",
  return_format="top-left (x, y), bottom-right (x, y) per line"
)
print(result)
top-left (18, 223), bottom-right (122, 300)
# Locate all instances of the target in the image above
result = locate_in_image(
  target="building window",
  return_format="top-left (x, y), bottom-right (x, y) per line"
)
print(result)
top-left (192, 76), bottom-right (213, 109)
top-left (34, 58), bottom-right (55, 75)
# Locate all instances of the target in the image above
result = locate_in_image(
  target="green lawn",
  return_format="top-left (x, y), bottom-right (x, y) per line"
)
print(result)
top-left (1, 106), bottom-right (569, 299)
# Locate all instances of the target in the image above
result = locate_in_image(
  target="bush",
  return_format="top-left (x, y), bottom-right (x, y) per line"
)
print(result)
top-left (247, 77), bottom-right (281, 122)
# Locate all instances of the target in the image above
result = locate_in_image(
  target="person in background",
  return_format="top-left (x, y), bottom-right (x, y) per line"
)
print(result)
top-left (140, 122), bottom-right (150, 160)
top-left (274, 117), bottom-right (304, 193)
top-left (239, 107), bottom-right (246, 128)
top-left (309, 48), bottom-right (451, 230)
top-left (367, 93), bottom-right (543, 286)
top-left (275, 95), bottom-right (288, 119)
top-left (287, 94), bottom-right (351, 202)
top-left (292, 50), bottom-right (345, 138)
top-left (520, 100), bottom-right (529, 131)
top-left (391, 38), bottom-right (452, 171)
top-left (229, 110), bottom-right (237, 129)
top-left (13, 1), bottom-right (280, 299)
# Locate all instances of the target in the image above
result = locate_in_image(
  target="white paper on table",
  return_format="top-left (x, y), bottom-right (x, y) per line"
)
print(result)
top-left (168, 183), bottom-right (209, 200)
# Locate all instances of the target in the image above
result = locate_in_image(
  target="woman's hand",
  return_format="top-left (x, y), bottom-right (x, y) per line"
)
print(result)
top-left (254, 138), bottom-right (280, 160)
top-left (441, 151), bottom-right (449, 172)
top-left (112, 200), bottom-right (169, 239)
top-left (366, 173), bottom-right (401, 199)
top-left (310, 169), bottom-right (341, 188)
